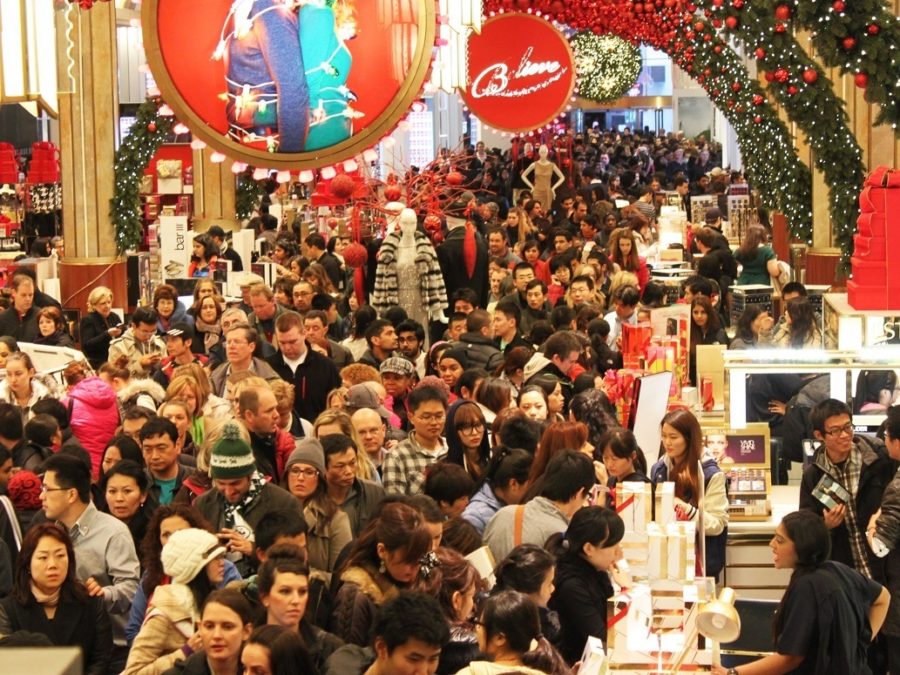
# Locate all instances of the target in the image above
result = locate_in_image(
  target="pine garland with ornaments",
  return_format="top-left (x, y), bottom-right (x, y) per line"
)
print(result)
top-left (570, 32), bottom-right (643, 103)
top-left (235, 170), bottom-right (264, 221)
top-left (110, 98), bottom-right (173, 254)
top-left (695, 0), bottom-right (867, 262)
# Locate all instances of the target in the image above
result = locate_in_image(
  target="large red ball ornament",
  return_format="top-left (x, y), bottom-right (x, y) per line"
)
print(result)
top-left (342, 242), bottom-right (368, 269)
top-left (383, 184), bottom-right (402, 201)
top-left (754, 115), bottom-right (762, 124)
top-left (787, 85), bottom-right (798, 95)
top-left (732, 0), bottom-right (744, 8)
top-left (764, 70), bottom-right (775, 82)
top-left (867, 24), bottom-right (880, 35)
top-left (755, 47), bottom-right (766, 59)
top-left (774, 4), bottom-right (791, 20)
top-left (752, 94), bottom-right (764, 105)
top-left (712, 18), bottom-right (722, 27)
top-left (424, 214), bottom-right (442, 231)
top-left (694, 20), bottom-right (705, 31)
top-left (329, 174), bottom-right (356, 200)
top-left (445, 171), bottom-right (464, 186)
top-left (147, 122), bottom-right (157, 132)
top-left (731, 81), bottom-right (742, 92)
top-left (842, 36), bottom-right (857, 50)
top-left (854, 72), bottom-right (869, 88)
top-left (832, 0), bottom-right (845, 11)
top-left (725, 15), bottom-right (739, 29)
top-left (714, 44), bottom-right (723, 53)
top-left (774, 67), bottom-right (789, 83)
top-left (802, 69), bottom-right (818, 84)
top-left (774, 22), bottom-right (786, 33)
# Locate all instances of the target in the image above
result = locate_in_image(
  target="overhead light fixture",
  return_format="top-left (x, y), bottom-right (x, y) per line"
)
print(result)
top-left (430, 0), bottom-right (482, 93)
top-left (0, 0), bottom-right (59, 117)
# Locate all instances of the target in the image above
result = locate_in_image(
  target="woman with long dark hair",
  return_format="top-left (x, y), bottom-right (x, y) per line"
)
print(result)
top-left (332, 502), bottom-right (433, 646)
top-left (188, 233), bottom-right (219, 278)
top-left (689, 295), bottom-right (728, 385)
top-left (445, 400), bottom-right (491, 482)
top-left (462, 446), bottom-right (532, 535)
top-left (650, 409), bottom-right (729, 579)
top-left (457, 590), bottom-right (571, 675)
top-left (711, 510), bottom-right (890, 675)
top-left (123, 528), bottom-right (227, 674)
top-left (548, 506), bottom-right (625, 665)
top-left (0, 523), bottom-right (111, 675)
top-left (100, 459), bottom-right (154, 555)
top-left (761, 296), bottom-right (823, 349)
top-left (494, 544), bottom-right (560, 647)
top-left (594, 428), bottom-right (649, 509)
top-left (729, 305), bottom-right (769, 350)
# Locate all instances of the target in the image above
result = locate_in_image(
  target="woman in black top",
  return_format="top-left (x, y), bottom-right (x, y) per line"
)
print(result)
top-left (594, 428), bottom-right (649, 509)
top-left (0, 522), bottom-right (111, 675)
top-left (689, 295), bottom-right (728, 385)
top-left (34, 306), bottom-right (75, 348)
top-left (548, 506), bottom-right (626, 665)
top-left (79, 286), bottom-right (123, 369)
top-left (712, 510), bottom-right (890, 675)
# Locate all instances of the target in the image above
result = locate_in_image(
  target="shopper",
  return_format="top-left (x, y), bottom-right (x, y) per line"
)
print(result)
top-left (0, 352), bottom-right (54, 422)
top-left (79, 286), bottom-right (124, 369)
top-left (34, 306), bottom-right (75, 348)
top-left (444, 400), bottom-right (491, 482)
top-left (734, 224), bottom-right (780, 286)
top-left (712, 510), bottom-right (889, 675)
top-left (651, 409), bottom-right (729, 579)
top-left (64, 365), bottom-right (120, 478)
top-left (594, 428), bottom-right (649, 509)
top-left (548, 506), bottom-right (626, 664)
top-left (382, 385), bottom-right (449, 496)
top-left (100, 459), bottom-right (153, 556)
top-left (191, 294), bottom-right (224, 356)
top-left (241, 624), bottom-right (319, 675)
top-left (154, 284), bottom-right (194, 336)
top-left (123, 528), bottom-right (227, 674)
top-left (332, 502), bottom-right (433, 646)
top-left (493, 544), bottom-right (560, 646)
top-left (462, 447), bottom-right (532, 536)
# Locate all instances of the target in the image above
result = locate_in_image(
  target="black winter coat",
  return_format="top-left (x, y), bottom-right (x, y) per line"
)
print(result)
top-left (437, 226), bottom-right (489, 308)
top-left (266, 348), bottom-right (341, 424)
top-left (549, 553), bottom-right (615, 665)
top-left (79, 310), bottom-right (124, 369)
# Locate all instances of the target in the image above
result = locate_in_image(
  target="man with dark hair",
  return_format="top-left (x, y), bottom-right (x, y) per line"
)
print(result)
top-left (550, 305), bottom-right (577, 331)
top-left (500, 262), bottom-right (535, 311)
top-left (569, 274), bottom-right (600, 309)
top-left (154, 322), bottom-right (207, 388)
top-left (449, 309), bottom-right (503, 373)
top-left (0, 274), bottom-right (38, 341)
top-left (800, 398), bottom-right (895, 584)
top-left (209, 322), bottom-right (281, 396)
top-left (424, 462), bottom-right (474, 519)
top-left (0, 402), bottom-right (27, 470)
top-left (304, 309), bottom-right (352, 369)
top-left (108, 306), bottom-right (166, 377)
top-left (396, 319), bottom-right (426, 378)
top-left (359, 319), bottom-right (398, 369)
top-left (41, 453), bottom-right (140, 661)
top-left (497, 413), bottom-right (542, 455)
top-left (445, 312), bottom-right (468, 342)
top-left (139, 416), bottom-right (189, 506)
top-left (324, 591), bottom-right (451, 674)
top-left (322, 433), bottom-right (385, 537)
top-left (551, 228), bottom-right (574, 258)
top-left (207, 225), bottom-right (243, 272)
top-left (604, 284), bottom-right (641, 352)
top-left (303, 232), bottom-right (343, 290)
top-left (522, 278), bottom-right (551, 339)
top-left (487, 227), bottom-right (521, 267)
top-left (450, 288), bottom-right (480, 315)
top-left (484, 449), bottom-right (595, 561)
top-left (292, 280), bottom-right (316, 313)
top-left (492, 300), bottom-right (530, 353)
top-left (31, 397), bottom-right (84, 455)
top-left (310, 292), bottom-right (346, 341)
top-left (382, 385), bottom-right (449, 496)
top-left (267, 311), bottom-right (341, 423)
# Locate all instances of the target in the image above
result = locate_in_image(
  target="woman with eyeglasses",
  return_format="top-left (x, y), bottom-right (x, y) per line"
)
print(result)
top-left (445, 400), bottom-right (491, 482)
top-left (0, 523), bottom-right (112, 675)
top-left (281, 439), bottom-right (352, 583)
top-left (123, 528), bottom-right (228, 674)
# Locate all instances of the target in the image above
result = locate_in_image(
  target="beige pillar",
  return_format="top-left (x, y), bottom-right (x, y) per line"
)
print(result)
top-left (192, 147), bottom-right (237, 228)
top-left (56, 2), bottom-right (118, 258)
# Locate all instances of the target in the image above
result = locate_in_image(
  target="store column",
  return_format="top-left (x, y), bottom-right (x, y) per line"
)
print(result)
top-left (55, 3), bottom-right (127, 311)
top-left (192, 147), bottom-right (237, 231)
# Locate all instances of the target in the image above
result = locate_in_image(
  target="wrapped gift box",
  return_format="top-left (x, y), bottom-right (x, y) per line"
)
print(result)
top-left (617, 481), bottom-right (653, 534)
top-left (622, 322), bottom-right (653, 362)
top-left (666, 521), bottom-right (697, 581)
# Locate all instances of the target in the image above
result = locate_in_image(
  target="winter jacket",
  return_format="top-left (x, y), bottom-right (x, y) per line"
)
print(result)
top-left (266, 348), bottom-right (341, 424)
top-left (549, 553), bottom-right (615, 664)
top-left (109, 328), bottom-right (167, 377)
top-left (65, 376), bottom-right (120, 477)
top-left (800, 434), bottom-right (896, 584)
top-left (156, 300), bottom-right (193, 336)
top-left (0, 305), bottom-right (38, 341)
top-left (437, 224), bottom-right (490, 309)
top-left (338, 478), bottom-right (386, 538)
top-left (249, 429), bottom-right (296, 481)
top-left (872, 465), bottom-right (900, 635)
top-left (323, 644), bottom-right (375, 675)
top-left (161, 651), bottom-right (222, 675)
top-left (455, 663), bottom-right (547, 675)
top-left (372, 232), bottom-right (448, 319)
top-left (117, 377), bottom-right (167, 413)
top-left (450, 332), bottom-right (504, 373)
top-left (0, 591), bottom-right (111, 675)
top-left (484, 496), bottom-right (570, 564)
top-left (0, 377), bottom-right (54, 423)
top-left (650, 457), bottom-right (729, 579)
top-left (462, 483), bottom-right (503, 535)
top-left (305, 500), bottom-right (353, 584)
top-left (123, 583), bottom-right (198, 675)
top-left (209, 356), bottom-right (282, 398)
top-left (332, 563), bottom-right (402, 646)
top-left (247, 303), bottom-right (288, 346)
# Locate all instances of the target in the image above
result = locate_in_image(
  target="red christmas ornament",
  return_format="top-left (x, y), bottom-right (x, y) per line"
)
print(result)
top-left (424, 214), bottom-right (442, 232)
top-left (774, 22), bottom-right (786, 33)
top-left (764, 70), bottom-right (775, 82)
top-left (725, 15), bottom-right (739, 29)
top-left (714, 44), bottom-right (723, 53)
top-left (712, 0), bottom-right (724, 5)
top-left (755, 47), bottom-right (766, 59)
top-left (802, 69), bottom-right (818, 84)
top-left (832, 0), bottom-right (845, 11)
top-left (515, 0), bottom-right (531, 9)
top-left (787, 85), bottom-right (798, 95)
top-left (342, 242), bottom-right (368, 269)
top-left (731, 81), bottom-right (742, 92)
top-left (774, 67), bottom-right (789, 83)
top-left (854, 72), bottom-right (869, 88)
top-left (445, 171), bottom-right (464, 186)
top-left (147, 122), bottom-right (157, 132)
top-left (842, 36), bottom-right (857, 50)
top-left (867, 24), bottom-right (880, 35)
top-left (694, 20), bottom-right (705, 31)
top-left (774, 4), bottom-right (791, 20)
top-left (752, 93), bottom-right (765, 105)
top-left (329, 174), bottom-right (356, 200)
top-left (754, 115), bottom-right (763, 124)
top-left (383, 184), bottom-right (402, 202)
top-left (732, 0), bottom-right (744, 8)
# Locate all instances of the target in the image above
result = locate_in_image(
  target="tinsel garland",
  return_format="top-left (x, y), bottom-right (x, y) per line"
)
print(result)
top-left (571, 32), bottom-right (643, 103)
top-left (110, 98), bottom-right (172, 254)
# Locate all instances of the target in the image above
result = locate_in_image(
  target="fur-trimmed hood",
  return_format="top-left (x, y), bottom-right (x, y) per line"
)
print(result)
top-left (117, 378), bottom-right (166, 410)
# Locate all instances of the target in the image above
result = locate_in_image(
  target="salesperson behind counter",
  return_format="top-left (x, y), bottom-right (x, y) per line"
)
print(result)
top-left (712, 510), bottom-right (889, 675)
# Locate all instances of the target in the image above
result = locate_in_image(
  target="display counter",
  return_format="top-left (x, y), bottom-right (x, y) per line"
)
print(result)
top-left (724, 485), bottom-right (798, 600)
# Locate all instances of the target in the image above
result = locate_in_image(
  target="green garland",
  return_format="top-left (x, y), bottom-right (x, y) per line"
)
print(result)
top-left (110, 98), bottom-right (172, 253)
top-left (235, 170), bottom-right (263, 221)
top-left (570, 32), bottom-right (642, 103)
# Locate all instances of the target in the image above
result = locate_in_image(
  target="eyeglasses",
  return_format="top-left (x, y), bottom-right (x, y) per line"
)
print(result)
top-left (417, 413), bottom-right (446, 423)
top-left (40, 485), bottom-right (69, 494)
top-left (459, 423), bottom-right (485, 434)
top-left (289, 467), bottom-right (318, 478)
top-left (824, 423), bottom-right (854, 437)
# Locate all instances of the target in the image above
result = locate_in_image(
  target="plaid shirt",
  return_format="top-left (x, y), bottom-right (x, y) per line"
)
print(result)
top-left (381, 432), bottom-right (447, 496)
top-left (821, 442), bottom-right (872, 578)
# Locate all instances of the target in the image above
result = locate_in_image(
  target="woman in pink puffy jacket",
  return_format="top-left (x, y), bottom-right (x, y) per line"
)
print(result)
top-left (63, 362), bottom-right (121, 478)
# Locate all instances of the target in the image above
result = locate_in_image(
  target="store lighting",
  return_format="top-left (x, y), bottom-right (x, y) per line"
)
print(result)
top-left (298, 170), bottom-right (315, 183)
top-left (275, 170), bottom-right (291, 183)
top-left (0, 0), bottom-right (59, 117)
top-left (190, 139), bottom-right (207, 151)
top-left (320, 166), bottom-right (337, 180)
top-left (252, 167), bottom-right (269, 181)
top-left (431, 0), bottom-right (482, 93)
top-left (173, 123), bottom-right (190, 135)
top-left (362, 148), bottom-right (378, 163)
top-left (343, 159), bottom-right (358, 172)
top-left (210, 152), bottom-right (226, 163)
top-left (230, 161), bottom-right (247, 174)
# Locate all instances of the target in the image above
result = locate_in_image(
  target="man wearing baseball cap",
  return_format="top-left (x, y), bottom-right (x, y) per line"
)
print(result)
top-left (207, 225), bottom-right (244, 272)
top-left (195, 422), bottom-right (300, 576)
top-left (154, 322), bottom-right (208, 388)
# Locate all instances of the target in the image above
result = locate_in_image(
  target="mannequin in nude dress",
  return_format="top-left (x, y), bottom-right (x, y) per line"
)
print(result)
top-left (520, 144), bottom-right (566, 211)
